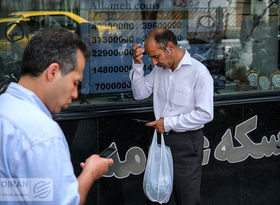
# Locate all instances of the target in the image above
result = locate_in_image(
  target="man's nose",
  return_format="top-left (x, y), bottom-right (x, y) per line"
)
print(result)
top-left (152, 58), bottom-right (158, 65)
top-left (72, 88), bottom-right (79, 99)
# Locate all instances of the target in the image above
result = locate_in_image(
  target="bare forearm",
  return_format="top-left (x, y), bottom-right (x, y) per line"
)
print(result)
top-left (78, 171), bottom-right (97, 205)
top-left (77, 155), bottom-right (113, 205)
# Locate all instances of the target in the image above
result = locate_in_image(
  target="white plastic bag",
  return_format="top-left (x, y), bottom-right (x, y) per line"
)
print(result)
top-left (143, 130), bottom-right (173, 204)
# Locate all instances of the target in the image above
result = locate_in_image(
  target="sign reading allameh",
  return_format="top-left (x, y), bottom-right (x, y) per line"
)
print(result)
top-left (0, 178), bottom-right (53, 201)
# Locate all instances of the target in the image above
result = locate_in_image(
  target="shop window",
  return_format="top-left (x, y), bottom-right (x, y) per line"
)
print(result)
top-left (0, 0), bottom-right (279, 107)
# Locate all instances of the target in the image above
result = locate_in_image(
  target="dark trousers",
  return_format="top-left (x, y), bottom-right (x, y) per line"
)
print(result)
top-left (147, 129), bottom-right (204, 205)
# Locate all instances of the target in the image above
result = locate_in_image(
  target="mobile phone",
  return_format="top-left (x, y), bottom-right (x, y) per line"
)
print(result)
top-left (137, 119), bottom-right (149, 123)
top-left (131, 118), bottom-right (150, 123)
top-left (100, 147), bottom-right (117, 158)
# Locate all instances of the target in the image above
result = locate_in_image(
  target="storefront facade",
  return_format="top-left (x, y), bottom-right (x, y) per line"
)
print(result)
top-left (0, 0), bottom-right (279, 204)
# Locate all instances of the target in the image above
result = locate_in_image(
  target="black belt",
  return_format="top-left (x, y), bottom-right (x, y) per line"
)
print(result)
top-left (163, 128), bottom-right (203, 136)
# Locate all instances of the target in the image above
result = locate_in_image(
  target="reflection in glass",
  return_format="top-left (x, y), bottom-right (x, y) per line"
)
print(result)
top-left (0, 0), bottom-right (279, 107)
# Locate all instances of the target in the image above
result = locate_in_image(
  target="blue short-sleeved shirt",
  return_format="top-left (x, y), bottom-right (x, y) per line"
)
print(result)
top-left (0, 83), bottom-right (79, 205)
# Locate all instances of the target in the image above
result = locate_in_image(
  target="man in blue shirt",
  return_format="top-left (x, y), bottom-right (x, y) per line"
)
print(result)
top-left (0, 28), bottom-right (113, 205)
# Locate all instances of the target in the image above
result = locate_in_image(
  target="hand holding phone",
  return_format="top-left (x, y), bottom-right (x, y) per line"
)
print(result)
top-left (100, 147), bottom-right (117, 158)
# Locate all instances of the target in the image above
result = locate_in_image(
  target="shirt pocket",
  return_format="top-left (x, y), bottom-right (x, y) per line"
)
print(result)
top-left (172, 84), bottom-right (192, 106)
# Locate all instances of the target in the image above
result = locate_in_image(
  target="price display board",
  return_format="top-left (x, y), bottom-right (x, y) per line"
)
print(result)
top-left (80, 1), bottom-right (186, 94)
top-left (80, 0), bottom-right (225, 94)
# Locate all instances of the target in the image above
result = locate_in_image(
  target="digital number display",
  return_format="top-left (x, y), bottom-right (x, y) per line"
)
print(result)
top-left (79, 2), bottom-right (224, 95)
top-left (81, 18), bottom-right (184, 94)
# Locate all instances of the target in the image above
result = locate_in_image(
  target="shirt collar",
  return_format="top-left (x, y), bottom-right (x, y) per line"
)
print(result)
top-left (5, 82), bottom-right (52, 118)
top-left (174, 49), bottom-right (192, 72)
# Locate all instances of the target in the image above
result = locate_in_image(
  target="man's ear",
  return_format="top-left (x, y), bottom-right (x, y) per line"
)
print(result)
top-left (45, 63), bottom-right (60, 82)
top-left (166, 41), bottom-right (175, 53)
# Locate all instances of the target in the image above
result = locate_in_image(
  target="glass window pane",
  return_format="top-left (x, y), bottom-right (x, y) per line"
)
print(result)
top-left (0, 0), bottom-right (279, 107)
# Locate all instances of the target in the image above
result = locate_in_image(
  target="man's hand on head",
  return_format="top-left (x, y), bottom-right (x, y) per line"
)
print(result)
top-left (133, 43), bottom-right (145, 64)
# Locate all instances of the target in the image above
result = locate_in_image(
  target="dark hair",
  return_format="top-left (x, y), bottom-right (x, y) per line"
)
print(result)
top-left (154, 29), bottom-right (177, 51)
top-left (21, 27), bottom-right (90, 77)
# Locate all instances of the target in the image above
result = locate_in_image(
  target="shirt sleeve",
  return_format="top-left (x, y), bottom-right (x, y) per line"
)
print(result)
top-left (13, 137), bottom-right (80, 205)
top-left (164, 70), bottom-right (214, 132)
top-left (129, 61), bottom-right (155, 100)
